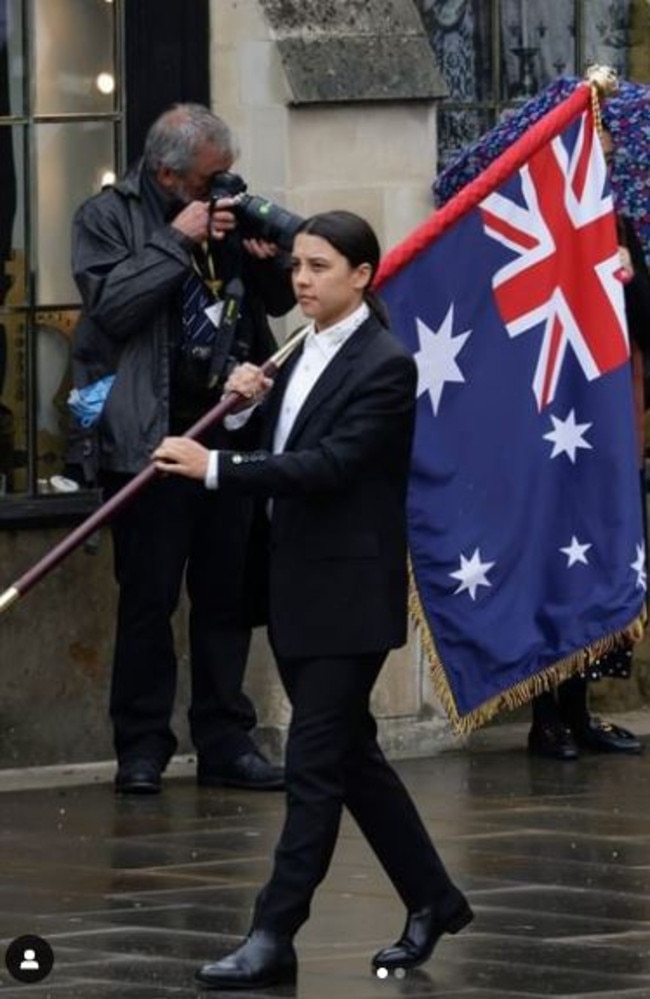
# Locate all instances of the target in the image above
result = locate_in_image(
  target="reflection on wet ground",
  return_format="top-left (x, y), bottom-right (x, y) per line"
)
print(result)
top-left (1, 723), bottom-right (650, 997)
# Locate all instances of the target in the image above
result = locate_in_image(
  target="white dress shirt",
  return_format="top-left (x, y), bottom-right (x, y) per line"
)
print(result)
top-left (206, 302), bottom-right (370, 488)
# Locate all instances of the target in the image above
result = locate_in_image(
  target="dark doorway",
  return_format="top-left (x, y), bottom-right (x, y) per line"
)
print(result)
top-left (124, 0), bottom-right (210, 165)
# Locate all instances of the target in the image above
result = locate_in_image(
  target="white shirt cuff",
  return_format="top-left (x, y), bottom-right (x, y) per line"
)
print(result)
top-left (205, 450), bottom-right (219, 489)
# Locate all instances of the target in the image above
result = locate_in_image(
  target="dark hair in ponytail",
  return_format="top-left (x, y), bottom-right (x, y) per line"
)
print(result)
top-left (296, 210), bottom-right (390, 326)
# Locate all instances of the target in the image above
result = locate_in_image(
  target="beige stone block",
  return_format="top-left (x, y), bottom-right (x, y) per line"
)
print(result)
top-left (290, 187), bottom-right (384, 233)
top-left (287, 186), bottom-right (429, 284)
top-left (211, 0), bottom-right (269, 45)
top-left (288, 105), bottom-right (436, 189)
top-left (211, 44), bottom-right (241, 112)
top-left (239, 41), bottom-right (290, 107)
top-left (378, 711), bottom-right (455, 759)
top-left (245, 107), bottom-right (290, 191)
top-left (244, 629), bottom-right (291, 728)
top-left (420, 655), bottom-right (453, 721)
top-left (371, 629), bottom-right (421, 718)
top-left (0, 529), bottom-right (116, 766)
top-left (381, 183), bottom-right (436, 251)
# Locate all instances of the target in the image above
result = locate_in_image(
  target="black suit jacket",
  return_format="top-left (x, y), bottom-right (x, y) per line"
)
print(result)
top-left (219, 314), bottom-right (417, 659)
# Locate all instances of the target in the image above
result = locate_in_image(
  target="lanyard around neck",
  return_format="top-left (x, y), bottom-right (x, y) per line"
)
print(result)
top-left (191, 241), bottom-right (223, 298)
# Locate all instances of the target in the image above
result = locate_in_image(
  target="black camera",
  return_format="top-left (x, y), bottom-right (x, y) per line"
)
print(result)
top-left (209, 172), bottom-right (304, 252)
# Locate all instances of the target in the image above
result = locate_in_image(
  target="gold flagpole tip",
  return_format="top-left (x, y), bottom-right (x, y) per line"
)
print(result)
top-left (585, 64), bottom-right (619, 98)
top-left (0, 586), bottom-right (20, 614)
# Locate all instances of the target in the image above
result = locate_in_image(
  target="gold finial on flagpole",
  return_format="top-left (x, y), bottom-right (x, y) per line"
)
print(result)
top-left (585, 64), bottom-right (619, 97)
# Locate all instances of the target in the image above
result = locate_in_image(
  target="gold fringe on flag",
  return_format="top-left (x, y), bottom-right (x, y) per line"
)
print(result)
top-left (408, 563), bottom-right (646, 735)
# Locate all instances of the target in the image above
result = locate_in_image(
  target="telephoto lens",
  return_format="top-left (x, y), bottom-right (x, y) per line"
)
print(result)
top-left (210, 172), bottom-right (304, 251)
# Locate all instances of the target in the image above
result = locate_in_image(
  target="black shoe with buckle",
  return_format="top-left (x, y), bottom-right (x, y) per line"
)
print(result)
top-left (371, 890), bottom-right (474, 975)
top-left (571, 716), bottom-right (643, 755)
top-left (114, 757), bottom-right (163, 795)
top-left (195, 929), bottom-right (297, 990)
top-left (197, 749), bottom-right (285, 791)
top-left (527, 722), bottom-right (579, 761)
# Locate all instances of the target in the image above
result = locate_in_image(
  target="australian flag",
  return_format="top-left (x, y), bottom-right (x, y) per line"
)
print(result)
top-left (377, 84), bottom-right (646, 731)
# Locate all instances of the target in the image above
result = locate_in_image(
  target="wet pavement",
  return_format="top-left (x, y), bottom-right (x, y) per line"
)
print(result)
top-left (2, 715), bottom-right (650, 998)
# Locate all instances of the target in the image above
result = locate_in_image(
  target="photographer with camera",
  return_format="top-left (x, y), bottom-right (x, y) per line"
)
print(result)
top-left (69, 102), bottom-right (295, 794)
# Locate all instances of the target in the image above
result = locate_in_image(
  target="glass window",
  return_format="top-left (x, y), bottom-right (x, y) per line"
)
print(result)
top-left (0, 0), bottom-right (211, 516)
top-left (0, 314), bottom-right (27, 494)
top-left (0, 0), bottom-right (121, 507)
top-left (1, 124), bottom-right (26, 306)
top-left (33, 0), bottom-right (116, 116)
top-left (419, 0), bottom-right (495, 103)
top-left (0, 0), bottom-right (25, 117)
top-left (583, 0), bottom-right (631, 77)
top-left (33, 308), bottom-right (78, 485)
top-left (500, 0), bottom-right (577, 101)
top-left (35, 120), bottom-right (117, 304)
top-left (437, 108), bottom-right (496, 173)
top-left (416, 0), bottom-right (650, 170)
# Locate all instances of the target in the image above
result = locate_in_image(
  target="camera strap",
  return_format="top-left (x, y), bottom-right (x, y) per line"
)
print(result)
top-left (207, 275), bottom-right (244, 389)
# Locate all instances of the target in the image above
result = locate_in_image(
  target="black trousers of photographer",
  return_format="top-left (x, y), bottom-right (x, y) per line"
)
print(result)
top-left (102, 470), bottom-right (258, 769)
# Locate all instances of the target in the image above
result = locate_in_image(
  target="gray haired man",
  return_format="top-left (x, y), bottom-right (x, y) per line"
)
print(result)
top-left (70, 103), bottom-right (295, 793)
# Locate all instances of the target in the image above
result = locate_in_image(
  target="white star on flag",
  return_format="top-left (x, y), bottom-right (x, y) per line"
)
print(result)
top-left (450, 548), bottom-right (495, 600)
top-left (543, 409), bottom-right (593, 463)
top-left (631, 544), bottom-right (647, 590)
top-left (414, 305), bottom-right (471, 415)
top-left (560, 535), bottom-right (592, 566)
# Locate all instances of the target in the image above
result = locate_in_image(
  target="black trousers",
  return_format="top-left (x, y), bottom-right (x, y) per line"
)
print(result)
top-left (252, 651), bottom-right (458, 936)
top-left (532, 674), bottom-right (589, 729)
top-left (103, 472), bottom-right (257, 766)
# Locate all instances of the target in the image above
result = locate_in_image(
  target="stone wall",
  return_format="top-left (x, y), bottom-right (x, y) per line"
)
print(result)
top-left (0, 528), bottom-right (116, 766)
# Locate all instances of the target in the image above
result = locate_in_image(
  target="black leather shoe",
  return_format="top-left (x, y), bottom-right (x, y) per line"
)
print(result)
top-left (371, 891), bottom-right (474, 974)
top-left (197, 750), bottom-right (285, 790)
top-left (572, 716), bottom-right (643, 754)
top-left (195, 929), bottom-right (297, 990)
top-left (527, 722), bottom-right (578, 761)
top-left (114, 757), bottom-right (162, 795)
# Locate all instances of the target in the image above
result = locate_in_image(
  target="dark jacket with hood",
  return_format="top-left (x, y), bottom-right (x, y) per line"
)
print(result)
top-left (70, 161), bottom-right (295, 474)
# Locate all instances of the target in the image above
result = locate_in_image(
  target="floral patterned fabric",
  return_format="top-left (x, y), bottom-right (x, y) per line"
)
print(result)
top-left (602, 80), bottom-right (650, 265)
top-left (587, 644), bottom-right (633, 681)
top-left (433, 75), bottom-right (650, 264)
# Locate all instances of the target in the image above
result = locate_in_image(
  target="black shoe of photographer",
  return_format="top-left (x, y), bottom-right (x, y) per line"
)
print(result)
top-left (571, 716), bottom-right (643, 754)
top-left (197, 749), bottom-right (285, 790)
top-left (195, 929), bottom-right (297, 990)
top-left (114, 757), bottom-right (163, 795)
top-left (371, 890), bottom-right (474, 975)
top-left (527, 722), bottom-right (578, 761)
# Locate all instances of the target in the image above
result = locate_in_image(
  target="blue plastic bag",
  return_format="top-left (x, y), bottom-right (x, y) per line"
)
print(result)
top-left (67, 375), bottom-right (115, 429)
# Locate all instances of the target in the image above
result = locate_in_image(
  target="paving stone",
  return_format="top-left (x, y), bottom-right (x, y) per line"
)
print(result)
top-left (2, 743), bottom-right (650, 997)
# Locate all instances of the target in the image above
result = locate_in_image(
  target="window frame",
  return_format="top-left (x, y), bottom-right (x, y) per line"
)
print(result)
top-left (0, 0), bottom-right (211, 526)
top-left (429, 0), bottom-right (649, 172)
top-left (0, 0), bottom-right (124, 524)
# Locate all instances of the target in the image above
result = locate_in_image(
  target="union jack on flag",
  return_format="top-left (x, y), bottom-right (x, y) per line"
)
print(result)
top-left (481, 115), bottom-right (629, 410)
top-left (376, 85), bottom-right (646, 731)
